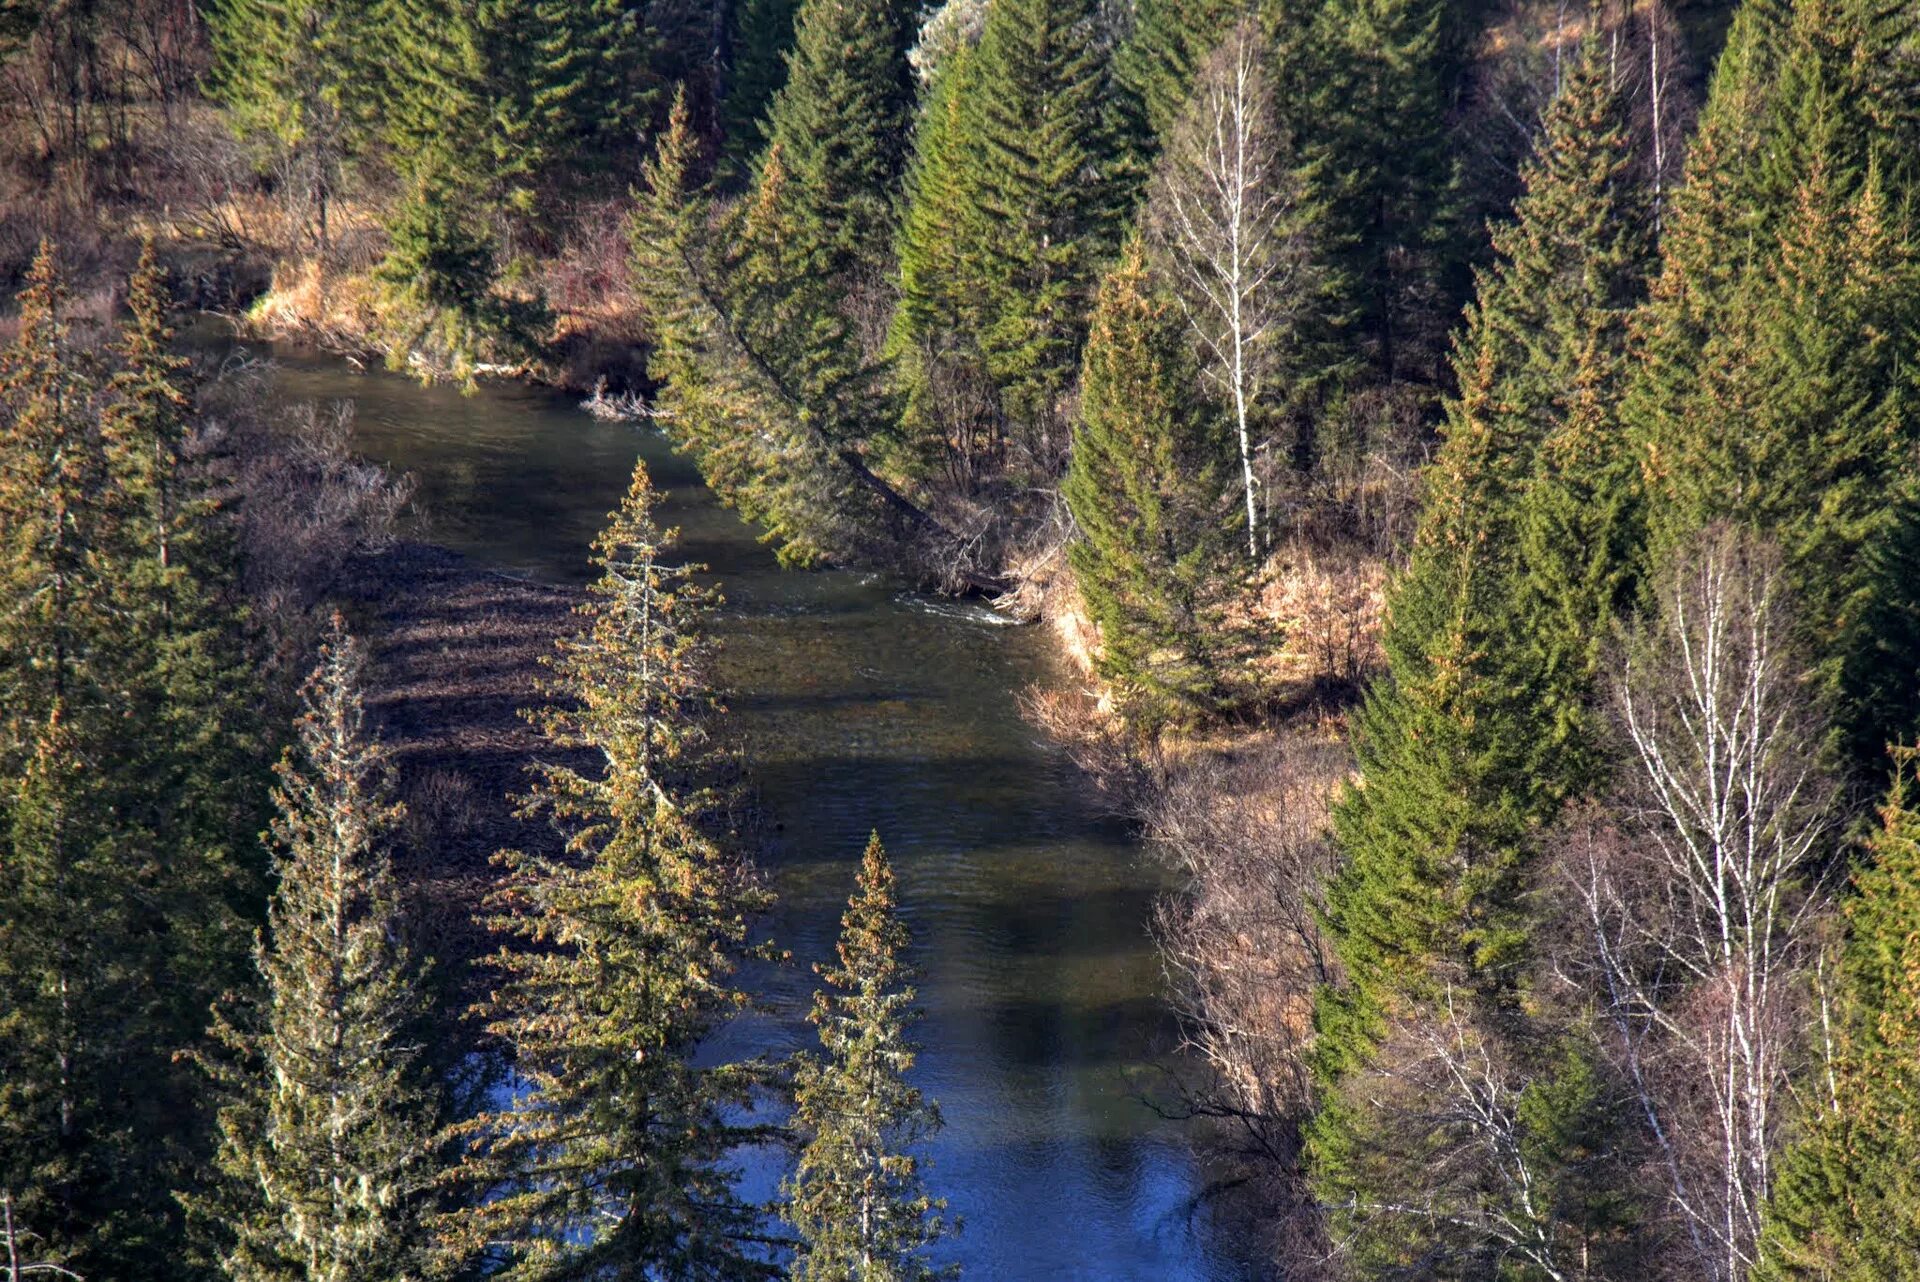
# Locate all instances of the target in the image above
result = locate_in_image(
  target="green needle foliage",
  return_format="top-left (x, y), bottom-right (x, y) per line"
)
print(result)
top-left (721, 0), bottom-right (802, 169)
top-left (193, 621), bottom-right (446, 1282)
top-left (786, 833), bottom-right (952, 1282)
top-left (0, 242), bottom-right (264, 1282)
top-left (1305, 35), bottom-right (1656, 1263)
top-left (453, 460), bottom-right (776, 1281)
top-left (632, 92), bottom-right (949, 572)
top-left (1758, 748), bottom-right (1920, 1281)
top-left (754, 0), bottom-right (915, 287)
top-left (1062, 244), bottom-right (1238, 729)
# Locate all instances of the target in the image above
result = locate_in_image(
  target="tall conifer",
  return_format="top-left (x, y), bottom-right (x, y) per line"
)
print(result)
top-left (453, 461), bottom-right (775, 1279)
top-left (1757, 748), bottom-right (1920, 1280)
top-left (194, 622), bottom-right (444, 1282)
top-left (1062, 245), bottom-right (1238, 727)
top-left (1307, 37), bottom-right (1656, 1262)
top-left (786, 834), bottom-right (951, 1282)
top-left (755, 0), bottom-right (914, 286)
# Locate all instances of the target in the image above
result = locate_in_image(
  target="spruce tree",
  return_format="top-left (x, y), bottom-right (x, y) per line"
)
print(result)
top-left (1112, 0), bottom-right (1244, 149)
top-left (453, 461), bottom-right (776, 1279)
top-left (1306, 37), bottom-right (1656, 1263)
top-left (785, 834), bottom-right (951, 1282)
top-left (721, 0), bottom-right (801, 167)
top-left (1296, 0), bottom-right (1464, 382)
top-left (754, 0), bottom-right (914, 287)
top-left (1061, 244), bottom-right (1238, 728)
top-left (944, 0), bottom-right (1120, 462)
top-left (633, 93), bottom-right (949, 571)
top-left (887, 45), bottom-right (999, 486)
top-left (0, 243), bottom-right (263, 1281)
top-left (193, 621), bottom-right (445, 1282)
top-left (207, 0), bottom-right (374, 252)
top-left (1757, 748), bottom-right (1920, 1281)
top-left (1624, 0), bottom-right (1920, 759)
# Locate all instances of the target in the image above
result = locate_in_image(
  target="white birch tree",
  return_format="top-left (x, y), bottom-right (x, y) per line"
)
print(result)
top-left (1146, 18), bottom-right (1321, 559)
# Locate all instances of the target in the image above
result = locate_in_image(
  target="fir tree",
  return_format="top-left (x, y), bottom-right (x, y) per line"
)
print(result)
top-left (1112, 0), bottom-right (1244, 150)
top-left (1296, 0), bottom-right (1464, 382)
top-left (193, 621), bottom-right (445, 1282)
top-left (1757, 747), bottom-right (1920, 1280)
top-left (754, 0), bottom-right (914, 287)
top-left (721, 0), bottom-right (801, 167)
top-left (453, 461), bottom-right (776, 1280)
top-left (946, 0), bottom-right (1121, 462)
top-left (886, 44), bottom-right (1000, 487)
top-left (1306, 37), bottom-right (1656, 1263)
top-left (632, 92), bottom-right (953, 572)
top-left (1624, 0), bottom-right (1920, 759)
top-left (785, 834), bottom-right (952, 1282)
top-left (1061, 244), bottom-right (1238, 728)
top-left (207, 0), bottom-right (374, 252)
top-left (0, 243), bottom-right (263, 1281)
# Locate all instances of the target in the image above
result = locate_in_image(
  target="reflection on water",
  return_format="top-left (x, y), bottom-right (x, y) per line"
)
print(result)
top-left (254, 348), bottom-right (1238, 1280)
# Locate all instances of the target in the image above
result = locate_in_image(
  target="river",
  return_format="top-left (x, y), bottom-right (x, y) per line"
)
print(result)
top-left (255, 349), bottom-right (1241, 1280)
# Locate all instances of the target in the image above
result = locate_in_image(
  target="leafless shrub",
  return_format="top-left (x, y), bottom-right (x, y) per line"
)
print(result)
top-left (193, 358), bottom-right (414, 643)
top-left (1140, 730), bottom-right (1348, 1268)
top-left (1552, 525), bottom-right (1844, 1282)
top-left (1257, 542), bottom-right (1387, 697)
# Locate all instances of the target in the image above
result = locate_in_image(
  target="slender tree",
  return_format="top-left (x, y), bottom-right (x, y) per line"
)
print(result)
top-left (453, 461), bottom-right (776, 1280)
top-left (193, 621), bottom-right (444, 1282)
top-left (1062, 244), bottom-right (1238, 728)
top-left (786, 834), bottom-right (952, 1282)
top-left (1145, 18), bottom-right (1323, 558)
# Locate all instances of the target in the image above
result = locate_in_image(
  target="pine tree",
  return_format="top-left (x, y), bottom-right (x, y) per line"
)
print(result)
top-left (453, 461), bottom-right (776, 1280)
top-left (192, 621), bottom-right (444, 1282)
top-left (1757, 748), bottom-right (1920, 1280)
top-left (1062, 245), bottom-right (1238, 728)
top-left (754, 0), bottom-right (914, 287)
top-left (785, 834), bottom-right (952, 1282)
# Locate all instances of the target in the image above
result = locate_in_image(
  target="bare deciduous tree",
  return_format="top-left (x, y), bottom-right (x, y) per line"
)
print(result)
top-left (1559, 526), bottom-right (1841, 1282)
top-left (1146, 18), bottom-right (1320, 561)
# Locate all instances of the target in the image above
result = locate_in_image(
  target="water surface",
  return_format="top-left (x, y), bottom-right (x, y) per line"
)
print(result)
top-left (258, 350), bottom-right (1237, 1280)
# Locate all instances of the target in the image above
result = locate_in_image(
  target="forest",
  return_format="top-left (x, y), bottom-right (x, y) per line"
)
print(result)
top-left (4, 0), bottom-right (1920, 1277)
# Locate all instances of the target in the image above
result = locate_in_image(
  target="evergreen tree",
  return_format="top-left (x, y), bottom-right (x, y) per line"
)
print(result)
top-left (192, 622), bottom-right (445, 1282)
top-left (943, 0), bottom-right (1120, 463)
top-left (1061, 244), bottom-right (1238, 728)
top-left (1296, 0), bottom-right (1464, 382)
top-left (0, 243), bottom-right (264, 1282)
top-left (1306, 37), bottom-right (1656, 1265)
top-left (632, 93), bottom-right (954, 572)
top-left (785, 834), bottom-right (952, 1282)
top-left (754, 0), bottom-right (914, 287)
top-left (721, 0), bottom-right (801, 167)
top-left (453, 461), bottom-right (776, 1280)
top-left (1625, 0), bottom-right (1920, 759)
top-left (207, 0), bottom-right (373, 252)
top-left (1757, 748), bottom-right (1920, 1281)
top-left (886, 44), bottom-right (1000, 487)
top-left (1112, 0), bottom-right (1244, 149)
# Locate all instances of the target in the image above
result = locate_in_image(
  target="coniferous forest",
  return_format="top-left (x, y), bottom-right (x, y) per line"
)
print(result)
top-left (5, 0), bottom-right (1920, 1278)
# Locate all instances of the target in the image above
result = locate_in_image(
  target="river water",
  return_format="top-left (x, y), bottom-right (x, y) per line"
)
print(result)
top-left (256, 350), bottom-right (1238, 1280)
